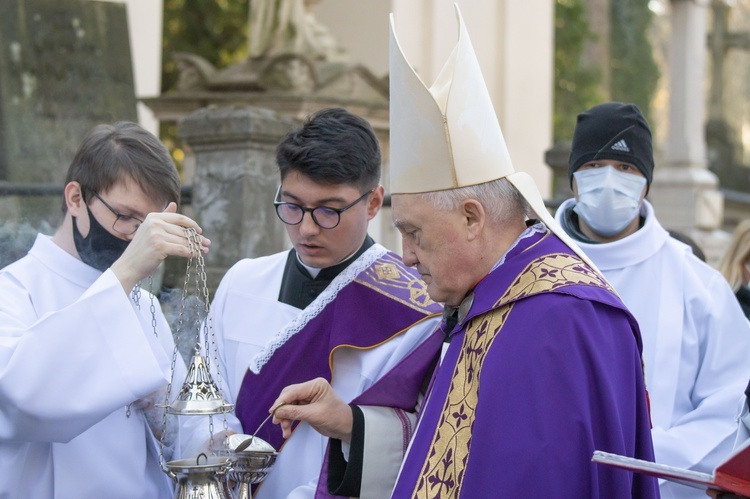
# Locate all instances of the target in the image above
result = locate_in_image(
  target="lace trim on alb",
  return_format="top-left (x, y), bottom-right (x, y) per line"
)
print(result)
top-left (249, 244), bottom-right (389, 373)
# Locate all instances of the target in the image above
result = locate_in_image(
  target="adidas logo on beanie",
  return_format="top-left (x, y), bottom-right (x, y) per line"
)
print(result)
top-left (567, 102), bottom-right (654, 190)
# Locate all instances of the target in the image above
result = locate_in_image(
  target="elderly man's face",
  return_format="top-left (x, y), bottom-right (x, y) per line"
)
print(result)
top-left (392, 194), bottom-right (477, 306)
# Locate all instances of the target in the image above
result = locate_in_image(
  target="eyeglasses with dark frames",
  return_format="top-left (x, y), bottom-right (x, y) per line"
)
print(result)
top-left (273, 185), bottom-right (374, 230)
top-left (90, 192), bottom-right (144, 235)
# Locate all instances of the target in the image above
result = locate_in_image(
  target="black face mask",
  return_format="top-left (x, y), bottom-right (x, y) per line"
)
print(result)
top-left (72, 204), bottom-right (130, 272)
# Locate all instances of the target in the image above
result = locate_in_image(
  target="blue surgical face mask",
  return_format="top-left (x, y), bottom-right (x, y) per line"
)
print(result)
top-left (72, 204), bottom-right (130, 271)
top-left (573, 166), bottom-right (647, 237)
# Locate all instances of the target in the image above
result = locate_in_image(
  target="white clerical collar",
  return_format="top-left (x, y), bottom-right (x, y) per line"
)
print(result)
top-left (295, 248), bottom-right (361, 279)
top-left (296, 254), bottom-right (322, 278)
top-left (566, 199), bottom-right (668, 270)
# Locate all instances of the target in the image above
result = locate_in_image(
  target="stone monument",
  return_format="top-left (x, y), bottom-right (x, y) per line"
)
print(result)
top-left (147, 0), bottom-right (393, 292)
top-left (144, 0), bottom-right (388, 128)
top-left (175, 106), bottom-right (295, 293)
top-left (0, 0), bottom-right (138, 265)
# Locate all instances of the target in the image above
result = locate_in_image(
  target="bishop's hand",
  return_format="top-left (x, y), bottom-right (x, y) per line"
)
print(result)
top-left (271, 377), bottom-right (354, 444)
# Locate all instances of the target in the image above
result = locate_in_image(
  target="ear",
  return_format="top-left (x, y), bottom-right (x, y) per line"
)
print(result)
top-left (366, 184), bottom-right (385, 221)
top-left (64, 182), bottom-right (85, 217)
top-left (461, 199), bottom-right (485, 241)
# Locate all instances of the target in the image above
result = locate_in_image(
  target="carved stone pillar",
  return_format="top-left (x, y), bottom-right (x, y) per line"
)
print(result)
top-left (178, 105), bottom-right (295, 293)
top-left (650, 0), bottom-right (728, 264)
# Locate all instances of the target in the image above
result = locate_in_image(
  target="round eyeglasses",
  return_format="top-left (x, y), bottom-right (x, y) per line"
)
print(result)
top-left (90, 192), bottom-right (144, 235)
top-left (273, 186), bottom-right (374, 230)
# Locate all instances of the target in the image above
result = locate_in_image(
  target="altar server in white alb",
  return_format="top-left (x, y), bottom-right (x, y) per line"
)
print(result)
top-left (555, 101), bottom-right (750, 499)
top-left (204, 108), bottom-right (443, 498)
top-left (0, 122), bottom-right (208, 498)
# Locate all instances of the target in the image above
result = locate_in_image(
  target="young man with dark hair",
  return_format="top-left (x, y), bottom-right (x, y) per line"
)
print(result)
top-left (0, 121), bottom-right (209, 498)
top-left (555, 101), bottom-right (750, 499)
top-left (207, 107), bottom-right (442, 498)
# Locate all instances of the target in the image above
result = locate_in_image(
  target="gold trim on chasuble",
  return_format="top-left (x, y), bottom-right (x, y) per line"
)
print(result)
top-left (328, 252), bottom-right (441, 389)
top-left (411, 252), bottom-right (612, 498)
top-left (354, 252), bottom-right (437, 313)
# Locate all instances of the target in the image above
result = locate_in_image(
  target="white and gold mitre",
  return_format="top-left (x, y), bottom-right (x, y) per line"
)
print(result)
top-left (389, 4), bottom-right (603, 275)
top-left (389, 5), bottom-right (512, 194)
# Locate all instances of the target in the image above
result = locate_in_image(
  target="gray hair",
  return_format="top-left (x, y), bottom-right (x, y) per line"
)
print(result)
top-left (417, 177), bottom-right (530, 226)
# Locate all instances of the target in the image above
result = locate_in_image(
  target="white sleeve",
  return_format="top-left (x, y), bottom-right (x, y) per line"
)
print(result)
top-left (358, 405), bottom-right (418, 499)
top-left (0, 270), bottom-right (172, 443)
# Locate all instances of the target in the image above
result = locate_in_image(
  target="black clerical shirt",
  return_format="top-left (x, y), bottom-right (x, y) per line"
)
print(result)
top-left (277, 236), bottom-right (375, 309)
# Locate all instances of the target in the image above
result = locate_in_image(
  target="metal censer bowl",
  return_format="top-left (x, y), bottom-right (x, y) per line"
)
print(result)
top-left (226, 450), bottom-right (278, 499)
top-left (166, 454), bottom-right (231, 499)
top-left (219, 434), bottom-right (278, 499)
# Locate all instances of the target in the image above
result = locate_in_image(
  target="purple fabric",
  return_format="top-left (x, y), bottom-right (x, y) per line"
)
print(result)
top-left (391, 230), bottom-right (659, 498)
top-left (315, 326), bottom-right (448, 498)
top-left (234, 251), bottom-right (442, 454)
top-left (349, 325), bottom-right (447, 409)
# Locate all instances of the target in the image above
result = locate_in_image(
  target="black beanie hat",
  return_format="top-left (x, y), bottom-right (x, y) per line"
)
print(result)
top-left (568, 102), bottom-right (654, 190)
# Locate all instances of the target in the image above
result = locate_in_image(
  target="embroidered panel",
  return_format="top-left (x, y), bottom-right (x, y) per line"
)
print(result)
top-left (495, 253), bottom-right (613, 308)
top-left (411, 304), bottom-right (513, 498)
top-left (355, 252), bottom-right (437, 312)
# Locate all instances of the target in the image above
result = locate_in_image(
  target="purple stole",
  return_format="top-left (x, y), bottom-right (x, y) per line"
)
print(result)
top-left (234, 251), bottom-right (442, 455)
top-left (392, 230), bottom-right (658, 498)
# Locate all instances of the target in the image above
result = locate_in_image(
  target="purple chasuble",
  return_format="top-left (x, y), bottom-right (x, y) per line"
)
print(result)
top-left (392, 229), bottom-right (659, 499)
top-left (235, 251), bottom-right (442, 454)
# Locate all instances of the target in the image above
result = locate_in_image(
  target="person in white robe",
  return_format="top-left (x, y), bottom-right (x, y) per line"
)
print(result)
top-left (555, 102), bottom-right (750, 499)
top-left (189, 108), bottom-right (442, 499)
top-left (0, 122), bottom-right (209, 499)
